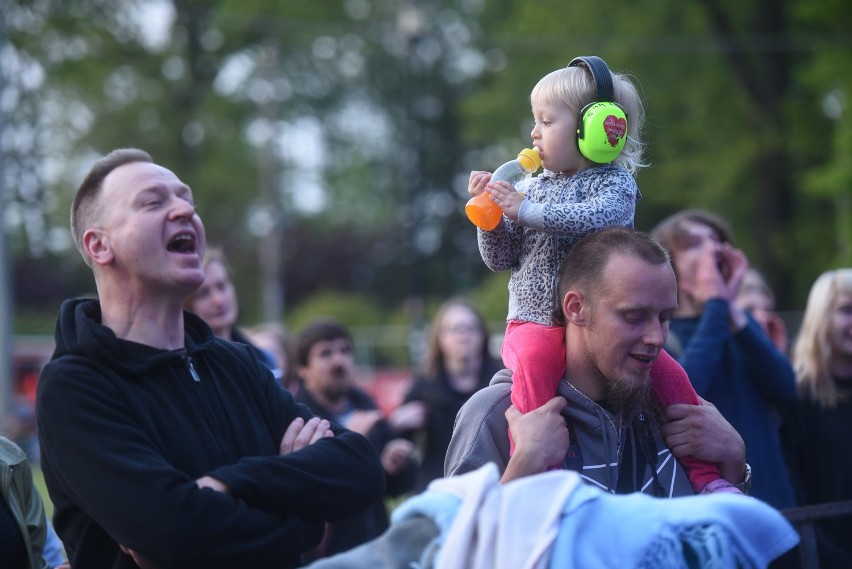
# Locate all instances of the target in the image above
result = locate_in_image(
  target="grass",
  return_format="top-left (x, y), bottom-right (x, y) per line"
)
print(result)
top-left (32, 466), bottom-right (54, 519)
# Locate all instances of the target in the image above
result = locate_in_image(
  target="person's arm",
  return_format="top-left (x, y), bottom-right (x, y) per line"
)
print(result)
top-left (380, 438), bottom-right (419, 497)
top-left (204, 371), bottom-right (386, 521)
top-left (735, 316), bottom-right (797, 403)
top-left (2, 438), bottom-right (51, 569)
top-left (517, 168), bottom-right (637, 236)
top-left (389, 378), bottom-right (433, 436)
top-left (23, 470), bottom-right (50, 569)
top-left (662, 397), bottom-right (748, 488)
top-left (500, 397), bottom-right (570, 483)
top-left (475, 173), bottom-right (535, 272)
top-left (387, 400), bottom-right (428, 435)
top-left (675, 242), bottom-right (751, 395)
top-left (672, 299), bottom-right (731, 395)
top-left (477, 218), bottom-right (522, 272)
top-left (777, 399), bottom-right (808, 506)
top-left (42, 521), bottom-right (66, 569)
top-left (355, 410), bottom-right (418, 498)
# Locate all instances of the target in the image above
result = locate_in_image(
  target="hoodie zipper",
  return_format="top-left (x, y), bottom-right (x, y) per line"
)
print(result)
top-left (185, 355), bottom-right (202, 382)
top-left (566, 382), bottom-right (622, 492)
top-left (566, 382), bottom-right (621, 453)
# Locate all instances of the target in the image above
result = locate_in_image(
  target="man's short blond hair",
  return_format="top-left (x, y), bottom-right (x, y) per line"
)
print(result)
top-left (71, 148), bottom-right (153, 266)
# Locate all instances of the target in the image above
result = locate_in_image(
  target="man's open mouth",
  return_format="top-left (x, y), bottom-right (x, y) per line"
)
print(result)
top-left (167, 232), bottom-right (196, 253)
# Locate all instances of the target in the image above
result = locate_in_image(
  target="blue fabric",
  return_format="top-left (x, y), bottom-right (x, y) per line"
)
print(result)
top-left (669, 299), bottom-right (798, 509)
top-left (549, 483), bottom-right (799, 569)
top-left (43, 522), bottom-right (65, 568)
top-left (392, 491), bottom-right (461, 540)
top-left (392, 465), bottom-right (797, 569)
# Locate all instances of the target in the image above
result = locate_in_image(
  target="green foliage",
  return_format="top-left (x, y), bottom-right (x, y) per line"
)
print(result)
top-left (461, 0), bottom-right (852, 309)
top-left (285, 289), bottom-right (387, 332)
top-left (13, 310), bottom-right (60, 336)
top-left (284, 289), bottom-right (412, 367)
top-left (32, 466), bottom-right (54, 520)
top-left (467, 271), bottom-right (510, 330)
top-left (5, 0), bottom-right (852, 336)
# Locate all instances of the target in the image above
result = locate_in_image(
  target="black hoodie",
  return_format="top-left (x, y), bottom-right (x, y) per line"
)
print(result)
top-left (37, 298), bottom-right (385, 569)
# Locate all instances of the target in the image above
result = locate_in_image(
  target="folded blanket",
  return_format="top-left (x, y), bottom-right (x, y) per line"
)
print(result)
top-left (550, 480), bottom-right (799, 568)
top-left (308, 464), bottom-right (799, 569)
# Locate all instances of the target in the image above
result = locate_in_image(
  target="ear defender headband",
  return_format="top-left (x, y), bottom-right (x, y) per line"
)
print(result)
top-left (568, 56), bottom-right (628, 164)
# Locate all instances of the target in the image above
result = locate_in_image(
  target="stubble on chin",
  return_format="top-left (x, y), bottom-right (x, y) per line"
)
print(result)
top-left (605, 372), bottom-right (659, 430)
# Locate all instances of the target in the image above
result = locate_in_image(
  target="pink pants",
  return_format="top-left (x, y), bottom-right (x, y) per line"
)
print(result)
top-left (503, 320), bottom-right (724, 492)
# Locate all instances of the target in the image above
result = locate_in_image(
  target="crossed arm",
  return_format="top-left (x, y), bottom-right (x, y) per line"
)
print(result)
top-left (38, 359), bottom-right (385, 568)
top-left (125, 415), bottom-right (336, 569)
top-left (196, 415), bottom-right (334, 493)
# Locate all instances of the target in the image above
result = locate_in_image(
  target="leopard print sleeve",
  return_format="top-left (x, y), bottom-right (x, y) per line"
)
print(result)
top-left (504, 165), bottom-right (639, 324)
top-left (519, 166), bottom-right (639, 235)
top-left (477, 216), bottom-right (523, 273)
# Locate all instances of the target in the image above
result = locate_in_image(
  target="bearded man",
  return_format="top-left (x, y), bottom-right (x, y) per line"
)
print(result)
top-left (445, 227), bottom-right (751, 496)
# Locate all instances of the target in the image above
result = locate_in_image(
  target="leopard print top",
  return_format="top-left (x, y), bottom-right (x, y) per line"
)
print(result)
top-left (477, 164), bottom-right (639, 325)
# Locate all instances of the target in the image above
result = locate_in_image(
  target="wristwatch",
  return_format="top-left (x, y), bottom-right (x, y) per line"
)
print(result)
top-left (734, 463), bottom-right (752, 495)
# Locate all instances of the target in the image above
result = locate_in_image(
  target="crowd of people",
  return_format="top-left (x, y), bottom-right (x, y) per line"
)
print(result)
top-left (5, 54), bottom-right (851, 569)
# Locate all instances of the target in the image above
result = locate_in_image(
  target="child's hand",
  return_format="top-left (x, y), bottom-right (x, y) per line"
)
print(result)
top-left (468, 171), bottom-right (492, 197)
top-left (487, 180), bottom-right (525, 222)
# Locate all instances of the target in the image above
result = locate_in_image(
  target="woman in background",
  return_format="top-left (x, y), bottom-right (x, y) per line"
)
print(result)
top-left (390, 298), bottom-right (502, 492)
top-left (785, 268), bottom-right (852, 567)
top-left (185, 247), bottom-right (278, 375)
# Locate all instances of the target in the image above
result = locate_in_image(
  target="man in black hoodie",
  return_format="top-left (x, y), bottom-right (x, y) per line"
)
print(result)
top-left (36, 148), bottom-right (385, 569)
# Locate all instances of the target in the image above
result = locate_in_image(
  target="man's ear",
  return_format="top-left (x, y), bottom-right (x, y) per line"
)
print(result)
top-left (562, 290), bottom-right (589, 327)
top-left (83, 228), bottom-right (114, 266)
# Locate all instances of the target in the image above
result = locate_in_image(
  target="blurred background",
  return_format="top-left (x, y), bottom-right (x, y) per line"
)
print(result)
top-left (1, 0), bottom-right (850, 437)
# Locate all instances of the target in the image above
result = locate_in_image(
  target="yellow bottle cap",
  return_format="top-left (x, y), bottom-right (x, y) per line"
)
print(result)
top-left (517, 148), bottom-right (542, 172)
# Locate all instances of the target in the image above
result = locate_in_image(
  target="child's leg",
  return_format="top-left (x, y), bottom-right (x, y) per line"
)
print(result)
top-left (502, 321), bottom-right (566, 459)
top-left (652, 350), bottom-right (741, 494)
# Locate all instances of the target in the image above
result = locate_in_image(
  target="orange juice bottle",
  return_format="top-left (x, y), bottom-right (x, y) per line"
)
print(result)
top-left (465, 148), bottom-right (541, 230)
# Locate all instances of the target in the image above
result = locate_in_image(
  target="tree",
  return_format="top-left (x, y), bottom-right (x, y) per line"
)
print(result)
top-left (461, 0), bottom-right (852, 308)
top-left (4, 0), bottom-right (850, 333)
top-left (5, 0), bottom-right (495, 326)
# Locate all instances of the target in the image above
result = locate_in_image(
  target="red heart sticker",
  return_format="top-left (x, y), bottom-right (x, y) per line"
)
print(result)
top-left (603, 115), bottom-right (627, 147)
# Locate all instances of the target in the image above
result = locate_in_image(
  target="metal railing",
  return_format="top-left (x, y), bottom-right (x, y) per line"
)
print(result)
top-left (782, 500), bottom-right (852, 568)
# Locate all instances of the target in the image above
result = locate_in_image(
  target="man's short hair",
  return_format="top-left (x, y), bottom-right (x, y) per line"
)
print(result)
top-left (295, 318), bottom-right (353, 367)
top-left (553, 227), bottom-right (670, 324)
top-left (71, 148), bottom-right (153, 265)
top-left (649, 209), bottom-right (734, 255)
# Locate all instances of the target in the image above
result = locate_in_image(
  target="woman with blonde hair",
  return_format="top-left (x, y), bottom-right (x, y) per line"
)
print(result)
top-left (786, 268), bottom-right (852, 566)
top-left (792, 268), bottom-right (852, 407)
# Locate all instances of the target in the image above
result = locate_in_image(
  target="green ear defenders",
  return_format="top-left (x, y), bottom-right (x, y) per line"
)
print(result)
top-left (568, 56), bottom-right (628, 164)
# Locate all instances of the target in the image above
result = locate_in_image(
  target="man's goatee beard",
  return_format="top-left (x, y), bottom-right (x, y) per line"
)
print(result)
top-left (606, 374), bottom-right (660, 430)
